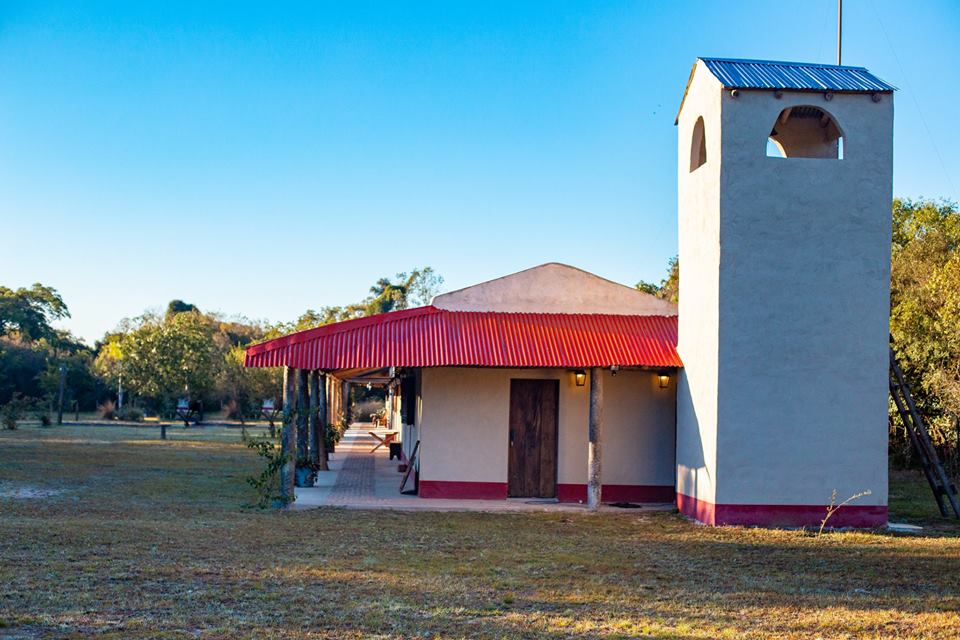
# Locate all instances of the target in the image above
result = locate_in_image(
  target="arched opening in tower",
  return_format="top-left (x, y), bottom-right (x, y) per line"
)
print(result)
top-left (766, 106), bottom-right (844, 159)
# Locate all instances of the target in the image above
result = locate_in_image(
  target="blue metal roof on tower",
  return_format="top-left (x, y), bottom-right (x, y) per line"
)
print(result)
top-left (699, 58), bottom-right (895, 92)
top-left (676, 57), bottom-right (895, 123)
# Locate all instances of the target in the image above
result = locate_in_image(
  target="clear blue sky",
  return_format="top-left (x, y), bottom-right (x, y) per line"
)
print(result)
top-left (2, 1), bottom-right (958, 344)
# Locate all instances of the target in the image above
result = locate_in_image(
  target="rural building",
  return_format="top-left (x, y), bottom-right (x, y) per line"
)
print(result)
top-left (246, 58), bottom-right (895, 527)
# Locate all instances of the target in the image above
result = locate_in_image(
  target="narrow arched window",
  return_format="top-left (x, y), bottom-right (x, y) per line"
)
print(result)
top-left (690, 116), bottom-right (707, 171)
top-left (767, 106), bottom-right (844, 159)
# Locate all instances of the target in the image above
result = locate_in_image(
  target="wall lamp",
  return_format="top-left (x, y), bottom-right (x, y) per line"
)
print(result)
top-left (658, 371), bottom-right (671, 389)
top-left (574, 370), bottom-right (587, 387)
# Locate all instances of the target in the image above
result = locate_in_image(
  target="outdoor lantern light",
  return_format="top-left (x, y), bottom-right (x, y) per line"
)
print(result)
top-left (610, 365), bottom-right (620, 377)
top-left (658, 372), bottom-right (671, 389)
top-left (574, 370), bottom-right (587, 387)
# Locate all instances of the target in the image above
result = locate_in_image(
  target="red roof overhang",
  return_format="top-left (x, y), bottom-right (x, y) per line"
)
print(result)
top-left (244, 305), bottom-right (682, 370)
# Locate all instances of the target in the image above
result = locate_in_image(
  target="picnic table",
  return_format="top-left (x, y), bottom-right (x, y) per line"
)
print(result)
top-left (260, 399), bottom-right (281, 436)
top-left (175, 398), bottom-right (203, 426)
top-left (369, 430), bottom-right (398, 453)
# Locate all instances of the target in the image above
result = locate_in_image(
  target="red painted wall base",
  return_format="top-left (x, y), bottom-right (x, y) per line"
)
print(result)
top-left (418, 480), bottom-right (674, 503)
top-left (418, 480), bottom-right (508, 500)
top-left (676, 492), bottom-right (888, 528)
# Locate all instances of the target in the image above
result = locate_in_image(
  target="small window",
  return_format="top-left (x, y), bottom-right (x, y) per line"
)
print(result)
top-left (690, 116), bottom-right (707, 171)
top-left (767, 106), bottom-right (843, 159)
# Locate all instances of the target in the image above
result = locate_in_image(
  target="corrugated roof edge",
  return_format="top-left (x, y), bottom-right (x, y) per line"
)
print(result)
top-left (675, 57), bottom-right (895, 124)
top-left (245, 306), bottom-right (683, 361)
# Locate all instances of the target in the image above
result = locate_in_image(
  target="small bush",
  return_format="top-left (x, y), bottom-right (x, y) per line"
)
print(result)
top-left (36, 411), bottom-right (52, 427)
top-left (324, 419), bottom-right (348, 450)
top-left (2, 394), bottom-right (35, 430)
top-left (116, 406), bottom-right (144, 422)
top-left (98, 399), bottom-right (117, 420)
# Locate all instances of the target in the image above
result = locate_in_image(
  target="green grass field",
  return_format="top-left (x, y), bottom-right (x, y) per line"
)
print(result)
top-left (2, 424), bottom-right (959, 639)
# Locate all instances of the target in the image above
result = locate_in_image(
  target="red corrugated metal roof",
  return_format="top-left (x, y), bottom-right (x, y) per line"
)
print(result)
top-left (244, 306), bottom-right (682, 370)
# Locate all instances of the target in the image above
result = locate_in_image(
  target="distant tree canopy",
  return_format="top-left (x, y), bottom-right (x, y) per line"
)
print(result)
top-left (0, 285), bottom-right (102, 410)
top-left (636, 257), bottom-right (678, 303)
top-left (0, 284), bottom-right (70, 341)
top-left (166, 299), bottom-right (199, 319)
top-left (85, 267), bottom-right (444, 417)
top-left (275, 267), bottom-right (444, 335)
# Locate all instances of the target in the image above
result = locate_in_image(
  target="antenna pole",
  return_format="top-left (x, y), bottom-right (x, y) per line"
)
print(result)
top-left (837, 0), bottom-right (843, 65)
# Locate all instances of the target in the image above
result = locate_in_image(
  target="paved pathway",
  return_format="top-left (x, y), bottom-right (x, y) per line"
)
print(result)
top-left (327, 442), bottom-right (376, 501)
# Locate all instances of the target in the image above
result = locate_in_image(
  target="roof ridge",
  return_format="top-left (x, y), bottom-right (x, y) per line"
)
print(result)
top-left (699, 56), bottom-right (870, 71)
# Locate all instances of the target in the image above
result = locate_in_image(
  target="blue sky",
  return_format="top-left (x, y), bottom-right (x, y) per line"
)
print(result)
top-left (2, 1), bottom-right (958, 344)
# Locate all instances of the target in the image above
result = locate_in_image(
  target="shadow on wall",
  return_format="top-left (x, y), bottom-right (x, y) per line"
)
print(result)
top-left (676, 372), bottom-right (710, 510)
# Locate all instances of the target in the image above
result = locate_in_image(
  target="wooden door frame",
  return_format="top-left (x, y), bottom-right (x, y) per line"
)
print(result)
top-left (507, 378), bottom-right (559, 498)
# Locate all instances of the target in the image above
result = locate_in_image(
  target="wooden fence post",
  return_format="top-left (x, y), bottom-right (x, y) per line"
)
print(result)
top-left (56, 365), bottom-right (66, 425)
top-left (588, 367), bottom-right (604, 510)
top-left (279, 366), bottom-right (297, 506)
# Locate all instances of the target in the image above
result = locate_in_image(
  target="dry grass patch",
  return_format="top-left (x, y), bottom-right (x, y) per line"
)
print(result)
top-left (1, 425), bottom-right (959, 638)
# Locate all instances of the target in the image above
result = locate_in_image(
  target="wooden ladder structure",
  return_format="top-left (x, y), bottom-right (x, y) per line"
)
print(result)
top-left (889, 346), bottom-right (960, 518)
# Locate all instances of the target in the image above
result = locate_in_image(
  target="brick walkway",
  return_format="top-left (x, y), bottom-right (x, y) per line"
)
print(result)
top-left (327, 442), bottom-right (375, 500)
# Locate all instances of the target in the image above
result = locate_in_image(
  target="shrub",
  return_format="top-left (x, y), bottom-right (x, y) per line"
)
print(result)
top-left (243, 431), bottom-right (289, 509)
top-left (116, 406), bottom-right (144, 422)
top-left (98, 399), bottom-right (117, 420)
top-left (36, 411), bottom-right (52, 427)
top-left (324, 420), bottom-right (348, 451)
top-left (1, 393), bottom-right (35, 430)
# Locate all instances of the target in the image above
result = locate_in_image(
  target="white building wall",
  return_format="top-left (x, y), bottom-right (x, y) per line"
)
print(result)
top-left (715, 88), bottom-right (892, 507)
top-left (676, 60), bottom-right (893, 521)
top-left (676, 62), bottom-right (724, 507)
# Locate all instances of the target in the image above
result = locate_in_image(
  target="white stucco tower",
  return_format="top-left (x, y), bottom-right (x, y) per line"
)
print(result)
top-left (674, 58), bottom-right (895, 527)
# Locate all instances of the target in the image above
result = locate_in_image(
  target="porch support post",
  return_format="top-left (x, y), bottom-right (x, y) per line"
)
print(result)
top-left (342, 381), bottom-right (352, 425)
top-left (279, 366), bottom-right (297, 507)
top-left (310, 370), bottom-right (328, 470)
top-left (296, 369), bottom-right (309, 464)
top-left (588, 367), bottom-right (604, 510)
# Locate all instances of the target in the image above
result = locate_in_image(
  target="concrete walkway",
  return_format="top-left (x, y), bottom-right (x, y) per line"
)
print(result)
top-left (293, 425), bottom-right (674, 514)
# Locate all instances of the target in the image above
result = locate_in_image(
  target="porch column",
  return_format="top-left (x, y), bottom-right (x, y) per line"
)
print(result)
top-left (588, 367), bottom-right (604, 510)
top-left (296, 369), bottom-right (309, 466)
top-left (310, 370), bottom-right (329, 470)
top-left (279, 366), bottom-right (297, 506)
top-left (342, 381), bottom-right (352, 425)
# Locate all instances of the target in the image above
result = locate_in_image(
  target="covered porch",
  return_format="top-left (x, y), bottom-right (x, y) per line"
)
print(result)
top-left (294, 425), bottom-right (668, 512)
top-left (245, 303), bottom-right (682, 510)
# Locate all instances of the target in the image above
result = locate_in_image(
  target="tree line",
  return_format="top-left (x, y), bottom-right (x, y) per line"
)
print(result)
top-left (4, 196), bottom-right (960, 473)
top-left (0, 268), bottom-right (442, 425)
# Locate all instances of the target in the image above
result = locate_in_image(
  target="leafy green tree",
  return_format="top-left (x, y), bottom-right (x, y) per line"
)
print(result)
top-left (0, 284), bottom-right (69, 341)
top-left (219, 344), bottom-right (282, 418)
top-left (0, 338), bottom-right (48, 404)
top-left (636, 256), bottom-right (678, 303)
top-left (890, 198), bottom-right (960, 469)
top-left (364, 267), bottom-right (444, 315)
top-left (118, 310), bottom-right (218, 413)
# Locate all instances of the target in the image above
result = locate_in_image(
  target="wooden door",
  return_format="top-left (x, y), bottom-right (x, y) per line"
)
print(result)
top-left (508, 379), bottom-right (559, 498)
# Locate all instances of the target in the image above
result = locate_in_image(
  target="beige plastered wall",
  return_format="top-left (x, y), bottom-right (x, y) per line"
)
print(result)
top-left (418, 367), bottom-right (676, 488)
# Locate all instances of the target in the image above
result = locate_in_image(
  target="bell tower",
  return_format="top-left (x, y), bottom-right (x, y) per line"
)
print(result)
top-left (674, 58), bottom-right (895, 527)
